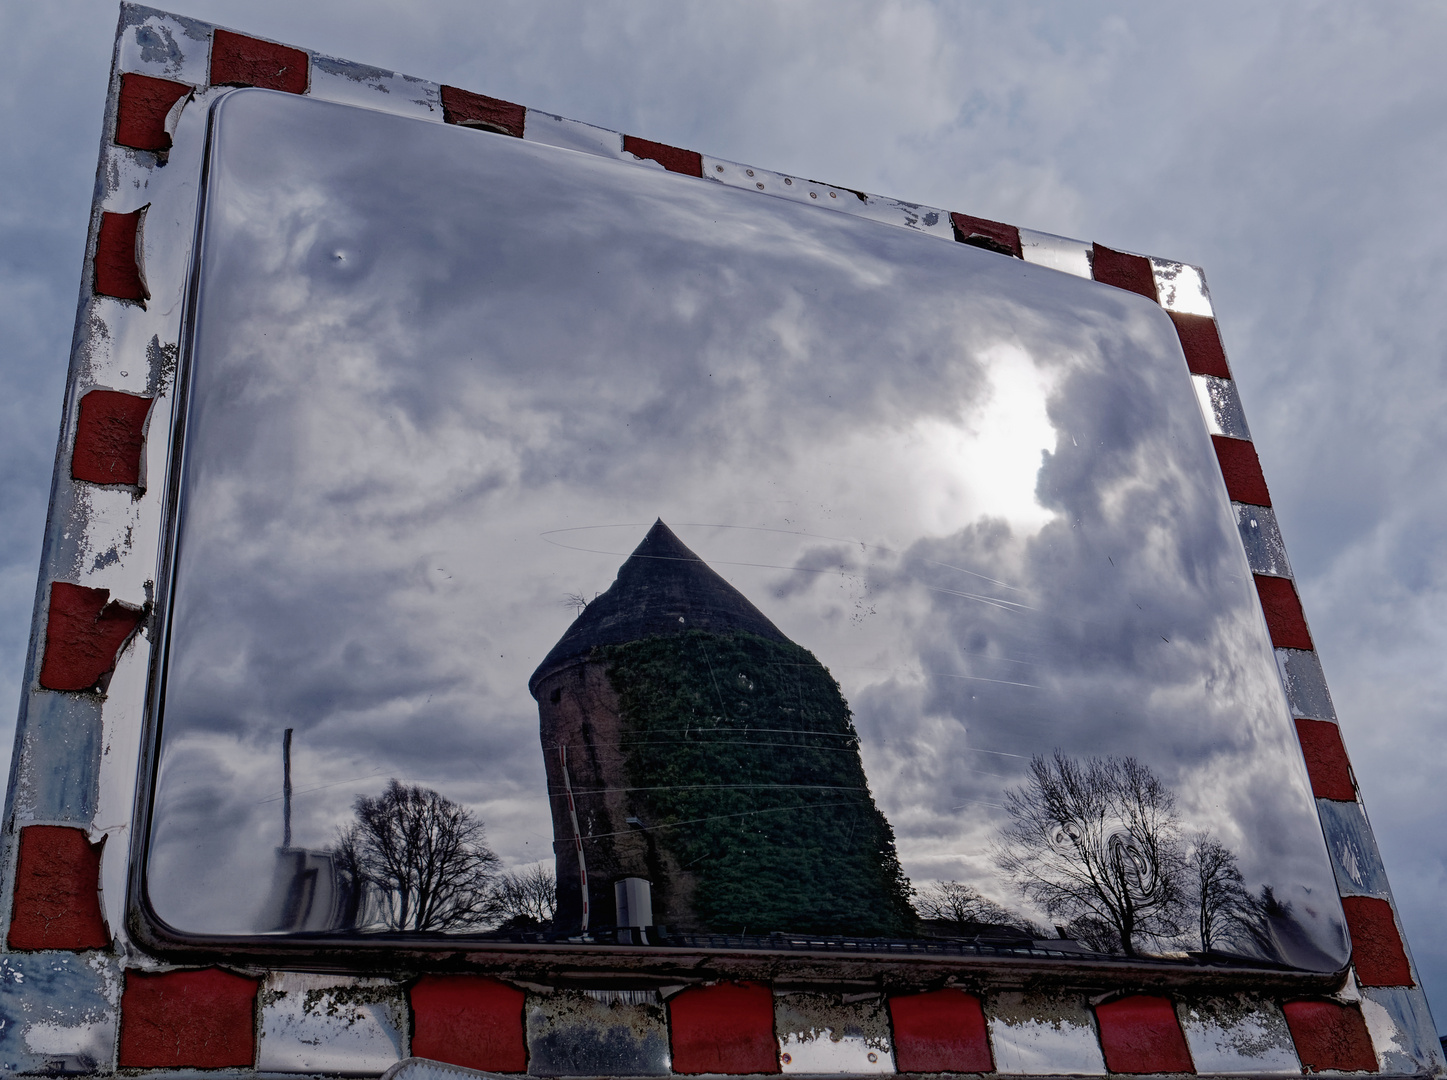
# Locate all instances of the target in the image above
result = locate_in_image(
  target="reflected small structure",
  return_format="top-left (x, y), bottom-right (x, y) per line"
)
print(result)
top-left (257, 730), bottom-right (359, 932)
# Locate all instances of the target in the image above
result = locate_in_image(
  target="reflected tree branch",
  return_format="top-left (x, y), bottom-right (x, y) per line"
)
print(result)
top-left (332, 779), bottom-right (500, 931)
top-left (994, 751), bottom-right (1187, 956)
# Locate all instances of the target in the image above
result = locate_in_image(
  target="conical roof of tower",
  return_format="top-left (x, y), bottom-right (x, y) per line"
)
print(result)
top-left (529, 520), bottom-right (790, 696)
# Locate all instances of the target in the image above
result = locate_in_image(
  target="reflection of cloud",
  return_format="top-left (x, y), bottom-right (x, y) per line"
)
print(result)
top-left (145, 91), bottom-right (1343, 967)
top-left (770, 544), bottom-right (859, 599)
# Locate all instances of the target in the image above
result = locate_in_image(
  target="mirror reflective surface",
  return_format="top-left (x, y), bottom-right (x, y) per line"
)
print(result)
top-left (145, 89), bottom-right (1347, 971)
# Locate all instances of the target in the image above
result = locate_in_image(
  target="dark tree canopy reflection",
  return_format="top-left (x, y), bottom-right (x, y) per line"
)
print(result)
top-left (334, 780), bottom-right (501, 931)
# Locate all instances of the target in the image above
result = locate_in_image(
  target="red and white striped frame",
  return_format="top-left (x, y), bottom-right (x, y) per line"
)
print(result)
top-left (0, 4), bottom-right (1439, 1075)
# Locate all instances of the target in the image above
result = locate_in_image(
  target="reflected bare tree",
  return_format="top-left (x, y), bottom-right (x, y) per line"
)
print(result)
top-left (1187, 830), bottom-right (1257, 954)
top-left (332, 780), bottom-right (500, 931)
top-left (484, 863), bottom-right (557, 930)
top-left (916, 880), bottom-right (1043, 937)
top-left (995, 752), bottom-right (1187, 956)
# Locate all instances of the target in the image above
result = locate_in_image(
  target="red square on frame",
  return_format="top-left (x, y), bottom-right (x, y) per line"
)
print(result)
top-left (119, 968), bottom-right (260, 1068)
top-left (1282, 999), bottom-right (1378, 1073)
top-left (1294, 718), bottom-right (1356, 801)
top-left (669, 981), bottom-right (780, 1075)
top-left (37, 581), bottom-right (144, 692)
top-left (1092, 243), bottom-right (1158, 300)
top-left (115, 73), bottom-right (191, 151)
top-left (889, 988), bottom-right (992, 1073)
top-left (1169, 312), bottom-right (1232, 379)
top-left (1254, 574), bottom-right (1314, 651)
top-left (94, 209), bottom-right (148, 302)
top-left (6, 825), bottom-right (108, 950)
top-left (210, 28), bottom-right (308, 94)
top-left (1212, 434), bottom-right (1272, 506)
top-left (1342, 896), bottom-right (1414, 988)
top-left (72, 389), bottom-right (153, 486)
top-left (410, 975), bottom-right (528, 1072)
top-left (1094, 994), bottom-right (1195, 1074)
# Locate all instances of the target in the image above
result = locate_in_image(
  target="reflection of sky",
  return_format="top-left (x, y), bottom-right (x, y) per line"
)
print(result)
top-left (148, 89), bottom-right (1343, 964)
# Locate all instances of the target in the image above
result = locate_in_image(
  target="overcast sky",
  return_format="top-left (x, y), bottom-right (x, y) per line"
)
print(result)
top-left (138, 90), bottom-right (1337, 955)
top-left (3, 0), bottom-right (1445, 1021)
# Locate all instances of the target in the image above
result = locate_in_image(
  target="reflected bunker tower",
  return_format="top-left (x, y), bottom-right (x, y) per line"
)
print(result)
top-left (529, 520), bottom-right (914, 937)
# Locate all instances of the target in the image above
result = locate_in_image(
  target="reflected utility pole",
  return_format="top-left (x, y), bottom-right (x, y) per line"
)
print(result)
top-left (282, 727), bottom-right (293, 850)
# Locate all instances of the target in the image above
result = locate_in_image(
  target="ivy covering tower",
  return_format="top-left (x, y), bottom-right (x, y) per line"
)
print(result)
top-left (530, 520), bottom-right (915, 937)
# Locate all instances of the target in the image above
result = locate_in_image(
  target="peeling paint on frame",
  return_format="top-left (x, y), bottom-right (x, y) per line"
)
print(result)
top-left (986, 990), bottom-right (1107, 1076)
top-left (774, 992), bottom-right (893, 1074)
top-left (1174, 993), bottom-right (1300, 1075)
top-left (525, 989), bottom-right (671, 1076)
top-left (0, 954), bottom-right (120, 1075)
top-left (257, 972), bottom-right (408, 1074)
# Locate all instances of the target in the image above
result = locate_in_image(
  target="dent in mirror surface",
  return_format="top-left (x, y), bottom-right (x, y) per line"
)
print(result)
top-left (146, 89), bottom-right (1347, 971)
